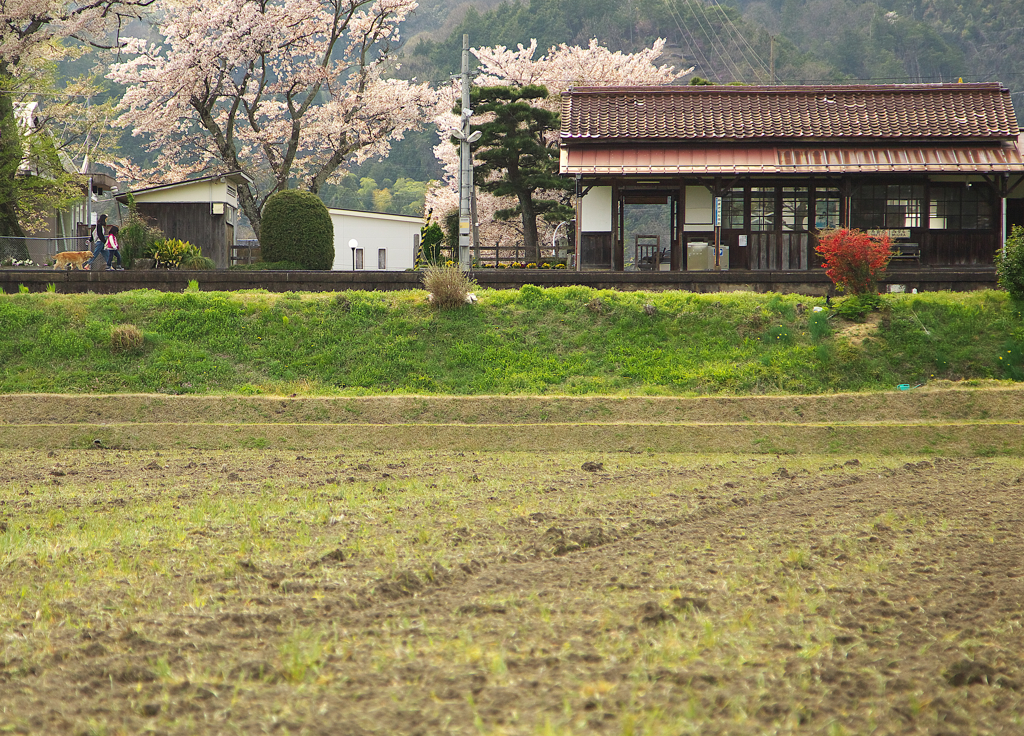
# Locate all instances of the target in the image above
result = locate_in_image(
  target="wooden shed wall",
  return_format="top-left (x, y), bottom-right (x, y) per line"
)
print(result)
top-left (135, 202), bottom-right (231, 268)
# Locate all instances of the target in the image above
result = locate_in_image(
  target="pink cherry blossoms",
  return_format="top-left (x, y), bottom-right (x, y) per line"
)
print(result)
top-left (109, 0), bottom-right (440, 234)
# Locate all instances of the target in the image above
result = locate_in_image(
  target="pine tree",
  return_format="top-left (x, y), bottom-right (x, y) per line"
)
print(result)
top-left (469, 85), bottom-right (572, 262)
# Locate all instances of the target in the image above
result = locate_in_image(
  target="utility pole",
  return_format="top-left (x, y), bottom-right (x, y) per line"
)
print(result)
top-left (471, 185), bottom-right (480, 263)
top-left (451, 35), bottom-right (481, 270)
top-left (458, 35), bottom-right (473, 271)
top-left (82, 96), bottom-right (92, 244)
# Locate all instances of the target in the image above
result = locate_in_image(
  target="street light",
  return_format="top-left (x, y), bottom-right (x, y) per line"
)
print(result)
top-left (349, 239), bottom-right (358, 271)
top-left (451, 129), bottom-right (482, 144)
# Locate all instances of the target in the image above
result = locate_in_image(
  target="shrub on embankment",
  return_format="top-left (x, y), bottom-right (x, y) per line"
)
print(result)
top-left (259, 190), bottom-right (334, 270)
top-left (0, 286), bottom-right (1021, 395)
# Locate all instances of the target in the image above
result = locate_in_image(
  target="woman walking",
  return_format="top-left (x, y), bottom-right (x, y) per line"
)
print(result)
top-left (83, 214), bottom-right (108, 271)
top-left (104, 225), bottom-right (124, 270)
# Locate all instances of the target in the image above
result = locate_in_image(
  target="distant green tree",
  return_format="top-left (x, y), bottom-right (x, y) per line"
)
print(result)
top-left (469, 84), bottom-right (572, 262)
top-left (391, 178), bottom-right (428, 217)
top-left (357, 177), bottom-right (378, 211)
top-left (319, 174), bottom-right (427, 216)
top-left (0, 93), bottom-right (26, 245)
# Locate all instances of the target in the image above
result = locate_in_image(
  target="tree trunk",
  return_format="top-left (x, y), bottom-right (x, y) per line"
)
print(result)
top-left (238, 183), bottom-right (262, 241)
top-left (520, 192), bottom-right (540, 263)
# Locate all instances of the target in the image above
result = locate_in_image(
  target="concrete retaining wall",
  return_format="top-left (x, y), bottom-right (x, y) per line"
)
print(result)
top-left (0, 266), bottom-right (999, 295)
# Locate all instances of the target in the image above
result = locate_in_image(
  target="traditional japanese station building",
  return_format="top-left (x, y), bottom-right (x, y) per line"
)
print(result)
top-left (560, 83), bottom-right (1024, 272)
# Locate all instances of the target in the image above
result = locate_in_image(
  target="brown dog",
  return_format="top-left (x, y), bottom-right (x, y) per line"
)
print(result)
top-left (53, 251), bottom-right (92, 270)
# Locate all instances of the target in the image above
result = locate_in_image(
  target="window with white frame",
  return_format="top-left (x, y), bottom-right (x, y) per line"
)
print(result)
top-left (354, 248), bottom-right (364, 270)
top-left (814, 188), bottom-right (841, 230)
top-left (750, 187), bottom-right (775, 231)
top-left (378, 249), bottom-right (387, 269)
top-left (722, 187), bottom-right (744, 229)
top-left (782, 187), bottom-right (809, 231)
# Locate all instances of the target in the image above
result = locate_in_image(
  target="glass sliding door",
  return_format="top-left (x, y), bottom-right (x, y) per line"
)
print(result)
top-left (621, 193), bottom-right (674, 271)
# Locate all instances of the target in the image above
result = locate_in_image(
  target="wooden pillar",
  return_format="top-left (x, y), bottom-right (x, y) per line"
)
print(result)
top-left (671, 184), bottom-right (682, 271)
top-left (612, 181), bottom-right (623, 271)
top-left (574, 175), bottom-right (582, 272)
top-left (1000, 173), bottom-right (1009, 250)
top-left (840, 178), bottom-right (853, 228)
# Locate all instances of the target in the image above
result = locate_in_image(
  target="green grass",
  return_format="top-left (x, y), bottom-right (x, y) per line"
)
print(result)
top-left (0, 287), bottom-right (1021, 395)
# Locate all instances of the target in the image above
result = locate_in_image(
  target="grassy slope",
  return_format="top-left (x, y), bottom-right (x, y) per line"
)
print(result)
top-left (0, 286), bottom-right (1022, 396)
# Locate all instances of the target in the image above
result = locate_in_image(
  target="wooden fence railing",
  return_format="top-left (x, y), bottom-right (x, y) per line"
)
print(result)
top-left (231, 239), bottom-right (261, 265)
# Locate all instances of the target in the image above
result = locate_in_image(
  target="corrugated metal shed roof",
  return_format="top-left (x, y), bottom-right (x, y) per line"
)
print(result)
top-left (560, 143), bottom-right (1024, 175)
top-left (560, 83), bottom-right (1019, 142)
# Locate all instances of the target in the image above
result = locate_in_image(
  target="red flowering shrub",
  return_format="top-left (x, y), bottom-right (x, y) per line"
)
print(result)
top-left (814, 228), bottom-right (892, 294)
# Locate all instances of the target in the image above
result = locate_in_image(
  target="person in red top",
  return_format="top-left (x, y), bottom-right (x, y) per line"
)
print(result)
top-left (104, 226), bottom-right (124, 270)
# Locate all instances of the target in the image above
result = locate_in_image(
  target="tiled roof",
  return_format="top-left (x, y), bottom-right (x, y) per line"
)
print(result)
top-left (560, 84), bottom-right (1019, 142)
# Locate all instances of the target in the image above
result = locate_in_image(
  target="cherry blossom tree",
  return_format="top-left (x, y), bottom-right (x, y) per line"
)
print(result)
top-left (0, 0), bottom-right (155, 240)
top-left (427, 39), bottom-right (688, 263)
top-left (472, 38), bottom-right (683, 97)
top-left (109, 0), bottom-right (439, 236)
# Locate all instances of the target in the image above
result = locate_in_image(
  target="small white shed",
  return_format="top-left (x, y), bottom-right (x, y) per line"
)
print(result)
top-left (328, 209), bottom-right (421, 271)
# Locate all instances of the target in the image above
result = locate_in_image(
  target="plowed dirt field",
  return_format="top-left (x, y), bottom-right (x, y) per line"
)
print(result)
top-left (2, 446), bottom-right (1022, 735)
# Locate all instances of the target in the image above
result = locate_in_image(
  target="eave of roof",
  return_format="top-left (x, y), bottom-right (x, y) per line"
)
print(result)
top-left (327, 208), bottom-right (422, 223)
top-left (560, 141), bottom-right (1024, 176)
top-left (114, 171), bottom-right (254, 202)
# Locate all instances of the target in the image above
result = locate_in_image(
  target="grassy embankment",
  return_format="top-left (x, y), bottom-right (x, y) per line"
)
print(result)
top-left (1, 285), bottom-right (1022, 395)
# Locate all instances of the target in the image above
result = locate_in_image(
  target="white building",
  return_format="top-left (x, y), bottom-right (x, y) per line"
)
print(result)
top-left (328, 209), bottom-right (421, 271)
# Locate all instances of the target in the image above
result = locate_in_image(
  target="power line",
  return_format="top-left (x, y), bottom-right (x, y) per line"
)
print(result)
top-left (688, 0), bottom-right (747, 82)
top-left (783, 74), bottom-right (1024, 84)
top-left (666, 1), bottom-right (719, 82)
top-left (705, 1), bottom-right (771, 81)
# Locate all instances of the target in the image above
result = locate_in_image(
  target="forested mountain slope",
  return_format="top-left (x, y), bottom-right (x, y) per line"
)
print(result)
top-left (404, 0), bottom-right (1022, 117)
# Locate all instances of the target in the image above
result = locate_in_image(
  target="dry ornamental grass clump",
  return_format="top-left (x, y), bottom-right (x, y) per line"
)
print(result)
top-left (422, 264), bottom-right (477, 310)
top-left (110, 324), bottom-right (144, 353)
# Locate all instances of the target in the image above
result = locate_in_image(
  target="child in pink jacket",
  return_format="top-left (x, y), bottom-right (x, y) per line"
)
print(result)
top-left (104, 226), bottom-right (124, 270)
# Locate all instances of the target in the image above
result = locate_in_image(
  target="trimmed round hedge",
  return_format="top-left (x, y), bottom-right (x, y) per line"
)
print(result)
top-left (259, 190), bottom-right (334, 270)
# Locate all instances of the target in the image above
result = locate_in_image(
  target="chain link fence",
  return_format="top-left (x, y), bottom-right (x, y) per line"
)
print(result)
top-left (0, 235), bottom-right (93, 266)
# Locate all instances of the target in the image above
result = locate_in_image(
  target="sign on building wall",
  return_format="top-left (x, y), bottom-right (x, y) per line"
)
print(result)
top-left (868, 229), bottom-right (911, 239)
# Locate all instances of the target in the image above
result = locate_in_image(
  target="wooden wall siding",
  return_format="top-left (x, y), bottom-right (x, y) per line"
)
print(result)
top-left (580, 233), bottom-right (612, 269)
top-left (136, 203), bottom-right (230, 268)
top-left (749, 233), bottom-right (810, 270)
top-left (920, 232), bottom-right (998, 266)
top-left (725, 233), bottom-right (748, 269)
